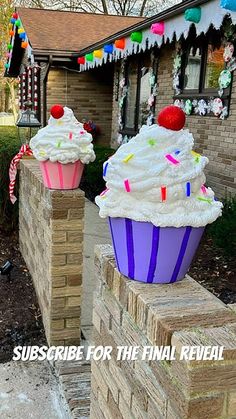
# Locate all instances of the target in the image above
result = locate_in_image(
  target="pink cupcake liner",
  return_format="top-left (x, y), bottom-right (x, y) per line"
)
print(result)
top-left (40, 160), bottom-right (84, 190)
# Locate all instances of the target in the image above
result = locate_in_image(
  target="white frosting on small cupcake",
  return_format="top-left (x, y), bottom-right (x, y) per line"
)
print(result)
top-left (30, 106), bottom-right (95, 164)
top-left (95, 122), bottom-right (222, 228)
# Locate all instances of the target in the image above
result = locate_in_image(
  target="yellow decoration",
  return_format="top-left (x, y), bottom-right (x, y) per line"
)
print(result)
top-left (123, 153), bottom-right (134, 163)
top-left (191, 150), bottom-right (201, 158)
top-left (94, 49), bottom-right (103, 59)
top-left (18, 28), bottom-right (25, 33)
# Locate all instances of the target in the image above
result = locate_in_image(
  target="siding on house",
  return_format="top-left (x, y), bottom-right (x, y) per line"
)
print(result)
top-left (111, 44), bottom-right (236, 198)
top-left (45, 64), bottom-right (114, 146)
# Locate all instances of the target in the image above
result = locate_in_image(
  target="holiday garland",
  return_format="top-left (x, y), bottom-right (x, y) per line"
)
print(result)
top-left (172, 31), bottom-right (236, 119)
top-left (116, 53), bottom-right (158, 146)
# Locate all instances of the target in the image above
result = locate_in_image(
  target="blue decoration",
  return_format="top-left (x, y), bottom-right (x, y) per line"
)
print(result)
top-left (184, 7), bottom-right (201, 23)
top-left (220, 0), bottom-right (236, 11)
top-left (19, 33), bottom-right (26, 39)
top-left (186, 182), bottom-right (191, 197)
top-left (10, 18), bottom-right (16, 24)
top-left (103, 162), bottom-right (109, 177)
top-left (104, 44), bottom-right (113, 54)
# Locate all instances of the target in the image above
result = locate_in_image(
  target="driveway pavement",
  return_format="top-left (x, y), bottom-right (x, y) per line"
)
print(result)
top-left (81, 199), bottom-right (111, 331)
top-left (0, 361), bottom-right (70, 419)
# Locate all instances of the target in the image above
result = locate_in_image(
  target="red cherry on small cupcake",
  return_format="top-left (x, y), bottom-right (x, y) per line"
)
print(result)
top-left (50, 104), bottom-right (64, 119)
top-left (157, 105), bottom-right (186, 131)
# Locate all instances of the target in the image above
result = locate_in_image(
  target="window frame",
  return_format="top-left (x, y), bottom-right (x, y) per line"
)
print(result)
top-left (120, 52), bottom-right (157, 136)
top-left (175, 27), bottom-right (233, 110)
top-left (121, 57), bottom-right (142, 136)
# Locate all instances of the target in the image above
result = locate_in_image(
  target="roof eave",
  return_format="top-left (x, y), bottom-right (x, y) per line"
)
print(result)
top-left (76, 0), bottom-right (209, 56)
top-left (33, 49), bottom-right (76, 61)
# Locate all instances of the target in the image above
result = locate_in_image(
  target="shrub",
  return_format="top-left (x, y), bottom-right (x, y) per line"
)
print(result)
top-left (207, 196), bottom-right (236, 257)
top-left (0, 127), bottom-right (21, 231)
top-left (80, 144), bottom-right (114, 201)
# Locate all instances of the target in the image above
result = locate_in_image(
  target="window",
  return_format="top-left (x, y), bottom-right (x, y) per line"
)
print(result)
top-left (125, 59), bottom-right (139, 130)
top-left (204, 45), bottom-right (225, 89)
top-left (139, 62), bottom-right (152, 127)
top-left (121, 54), bottom-right (157, 135)
top-left (183, 47), bottom-right (202, 90)
top-left (178, 27), bottom-right (232, 101)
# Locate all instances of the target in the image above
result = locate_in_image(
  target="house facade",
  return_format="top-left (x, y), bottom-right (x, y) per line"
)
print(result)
top-left (5, 8), bottom-right (144, 145)
top-left (75, 0), bottom-right (236, 198)
top-left (5, 1), bottom-right (236, 197)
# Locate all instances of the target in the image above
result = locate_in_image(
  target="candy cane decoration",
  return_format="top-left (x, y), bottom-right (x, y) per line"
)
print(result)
top-left (33, 66), bottom-right (39, 113)
top-left (22, 71), bottom-right (26, 109)
top-left (27, 66), bottom-right (32, 102)
top-left (9, 144), bottom-right (33, 204)
top-left (18, 75), bottom-right (22, 110)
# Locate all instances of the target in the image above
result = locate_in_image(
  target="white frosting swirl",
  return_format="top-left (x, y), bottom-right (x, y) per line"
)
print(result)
top-left (30, 107), bottom-right (96, 164)
top-left (95, 124), bottom-right (222, 227)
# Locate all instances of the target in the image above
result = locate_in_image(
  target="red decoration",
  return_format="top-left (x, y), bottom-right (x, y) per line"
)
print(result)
top-left (50, 104), bottom-right (64, 119)
top-left (9, 30), bottom-right (14, 36)
top-left (77, 57), bottom-right (85, 65)
top-left (157, 105), bottom-right (186, 131)
top-left (161, 186), bottom-right (167, 202)
top-left (114, 38), bottom-right (125, 49)
top-left (12, 12), bottom-right (18, 19)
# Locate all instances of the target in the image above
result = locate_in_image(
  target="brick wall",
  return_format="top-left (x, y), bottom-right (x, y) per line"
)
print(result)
top-left (111, 44), bottom-right (236, 198)
top-left (19, 160), bottom-right (84, 345)
top-left (46, 65), bottom-right (114, 146)
top-left (91, 244), bottom-right (236, 419)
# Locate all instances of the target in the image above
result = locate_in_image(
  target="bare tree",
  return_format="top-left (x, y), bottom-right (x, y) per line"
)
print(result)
top-left (14, 0), bottom-right (180, 16)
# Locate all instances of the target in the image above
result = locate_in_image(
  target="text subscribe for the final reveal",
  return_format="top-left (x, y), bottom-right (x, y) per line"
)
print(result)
top-left (12, 345), bottom-right (225, 362)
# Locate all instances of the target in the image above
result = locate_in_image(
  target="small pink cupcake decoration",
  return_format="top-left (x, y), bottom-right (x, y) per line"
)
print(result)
top-left (30, 105), bottom-right (95, 190)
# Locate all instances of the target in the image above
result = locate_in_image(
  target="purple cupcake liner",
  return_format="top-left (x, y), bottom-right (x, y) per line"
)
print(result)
top-left (108, 217), bottom-right (204, 284)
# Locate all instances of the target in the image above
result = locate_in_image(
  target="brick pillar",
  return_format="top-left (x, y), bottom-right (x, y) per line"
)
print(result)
top-left (91, 245), bottom-right (236, 419)
top-left (19, 160), bottom-right (84, 345)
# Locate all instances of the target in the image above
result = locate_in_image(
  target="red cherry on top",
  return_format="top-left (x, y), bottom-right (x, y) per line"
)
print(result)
top-left (157, 105), bottom-right (186, 131)
top-left (50, 104), bottom-right (64, 119)
top-left (12, 12), bottom-right (18, 19)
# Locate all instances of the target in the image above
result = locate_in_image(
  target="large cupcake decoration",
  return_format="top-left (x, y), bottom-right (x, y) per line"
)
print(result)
top-left (95, 105), bottom-right (222, 284)
top-left (30, 105), bottom-right (95, 189)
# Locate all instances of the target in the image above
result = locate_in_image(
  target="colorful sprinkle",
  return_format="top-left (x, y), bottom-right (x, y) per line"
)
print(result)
top-left (39, 150), bottom-right (46, 156)
top-left (191, 150), bottom-right (201, 158)
top-left (201, 185), bottom-right (207, 194)
top-left (56, 120), bottom-right (63, 125)
top-left (103, 162), bottom-right (109, 177)
top-left (186, 182), bottom-right (191, 197)
top-left (161, 186), bottom-right (167, 202)
top-left (175, 150), bottom-right (181, 155)
top-left (100, 188), bottom-right (109, 196)
top-left (148, 139), bottom-right (156, 146)
top-left (195, 156), bottom-right (200, 163)
top-left (57, 141), bottom-right (62, 148)
top-left (165, 154), bottom-right (180, 165)
top-left (80, 130), bottom-right (85, 135)
top-left (123, 153), bottom-right (134, 163)
top-left (69, 132), bottom-right (73, 140)
top-left (197, 197), bottom-right (212, 204)
top-left (124, 179), bottom-right (131, 192)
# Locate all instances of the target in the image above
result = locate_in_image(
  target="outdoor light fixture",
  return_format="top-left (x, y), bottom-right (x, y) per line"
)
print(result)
top-left (16, 99), bottom-right (41, 144)
top-left (0, 260), bottom-right (14, 280)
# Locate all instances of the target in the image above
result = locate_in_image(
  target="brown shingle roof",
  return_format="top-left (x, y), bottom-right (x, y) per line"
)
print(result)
top-left (17, 8), bottom-right (144, 53)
